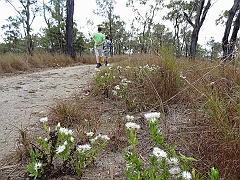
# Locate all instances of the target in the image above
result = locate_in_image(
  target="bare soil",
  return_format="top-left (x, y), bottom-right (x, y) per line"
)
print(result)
top-left (0, 65), bottom-right (96, 160)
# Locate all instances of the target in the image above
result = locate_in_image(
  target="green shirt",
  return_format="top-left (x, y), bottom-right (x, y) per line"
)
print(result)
top-left (92, 33), bottom-right (105, 48)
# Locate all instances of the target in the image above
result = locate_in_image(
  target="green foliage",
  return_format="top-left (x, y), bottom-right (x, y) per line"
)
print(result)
top-left (208, 167), bottom-right (219, 180)
top-left (26, 118), bottom-right (109, 179)
top-left (123, 113), bottom-right (213, 180)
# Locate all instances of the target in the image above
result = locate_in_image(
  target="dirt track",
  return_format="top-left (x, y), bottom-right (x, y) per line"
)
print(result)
top-left (0, 65), bottom-right (96, 160)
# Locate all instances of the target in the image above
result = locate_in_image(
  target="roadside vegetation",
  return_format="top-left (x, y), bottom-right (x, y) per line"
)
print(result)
top-left (0, 50), bottom-right (239, 180)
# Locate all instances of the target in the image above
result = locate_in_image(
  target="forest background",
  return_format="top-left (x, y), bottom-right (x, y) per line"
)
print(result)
top-left (0, 0), bottom-right (238, 60)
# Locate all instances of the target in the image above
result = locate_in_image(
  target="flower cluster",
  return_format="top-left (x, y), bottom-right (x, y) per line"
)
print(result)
top-left (125, 122), bottom-right (140, 130)
top-left (126, 115), bottom-right (134, 121)
top-left (89, 133), bottom-right (110, 143)
top-left (40, 117), bottom-right (48, 122)
top-left (144, 112), bottom-right (161, 122)
top-left (76, 144), bottom-right (91, 153)
top-left (112, 76), bottom-right (131, 98)
top-left (56, 145), bottom-right (66, 154)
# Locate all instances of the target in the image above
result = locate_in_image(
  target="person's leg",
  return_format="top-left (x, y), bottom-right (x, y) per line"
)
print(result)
top-left (96, 55), bottom-right (100, 63)
top-left (95, 48), bottom-right (102, 68)
top-left (104, 52), bottom-right (110, 66)
top-left (105, 57), bottom-right (108, 66)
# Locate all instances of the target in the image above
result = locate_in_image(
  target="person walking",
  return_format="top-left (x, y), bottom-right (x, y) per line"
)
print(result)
top-left (92, 27), bottom-right (105, 68)
top-left (103, 36), bottom-right (112, 66)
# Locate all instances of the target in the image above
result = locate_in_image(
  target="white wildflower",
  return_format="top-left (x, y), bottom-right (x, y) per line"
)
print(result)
top-left (56, 145), bottom-right (65, 154)
top-left (68, 129), bottom-right (73, 135)
top-left (34, 162), bottom-right (42, 171)
top-left (117, 66), bottom-right (122, 70)
top-left (179, 73), bottom-right (186, 79)
top-left (182, 171), bottom-right (192, 180)
top-left (114, 85), bottom-right (120, 90)
top-left (55, 122), bottom-right (61, 130)
top-left (167, 157), bottom-right (179, 165)
top-left (126, 65), bottom-right (131, 69)
top-left (70, 136), bottom-right (74, 142)
top-left (169, 167), bottom-right (181, 175)
top-left (144, 112), bottom-right (161, 122)
top-left (64, 141), bottom-right (67, 145)
top-left (207, 81), bottom-right (215, 86)
top-left (125, 122), bottom-right (140, 130)
top-left (152, 147), bottom-right (167, 159)
top-left (158, 127), bottom-right (163, 135)
top-left (59, 127), bottom-right (66, 134)
top-left (112, 90), bottom-right (117, 96)
top-left (90, 134), bottom-right (101, 143)
top-left (86, 132), bottom-right (94, 137)
top-left (101, 135), bottom-right (110, 141)
top-left (59, 127), bottom-right (73, 135)
top-left (77, 144), bottom-right (91, 153)
top-left (40, 117), bottom-right (48, 123)
top-left (126, 115), bottom-right (134, 121)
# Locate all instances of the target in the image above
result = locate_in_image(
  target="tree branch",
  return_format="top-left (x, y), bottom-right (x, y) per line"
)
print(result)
top-left (183, 12), bottom-right (194, 27)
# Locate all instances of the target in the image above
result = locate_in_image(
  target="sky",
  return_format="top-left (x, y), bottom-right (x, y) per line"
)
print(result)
top-left (0, 0), bottom-right (234, 45)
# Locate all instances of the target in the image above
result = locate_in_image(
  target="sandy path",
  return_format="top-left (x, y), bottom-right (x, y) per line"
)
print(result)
top-left (0, 65), bottom-right (96, 160)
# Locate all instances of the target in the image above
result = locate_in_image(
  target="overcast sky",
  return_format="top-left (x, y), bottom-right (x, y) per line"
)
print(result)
top-left (0, 0), bottom-right (234, 45)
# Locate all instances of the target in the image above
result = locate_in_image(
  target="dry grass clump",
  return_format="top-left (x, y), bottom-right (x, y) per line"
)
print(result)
top-left (0, 53), bottom-right (129, 74)
top-left (0, 53), bottom-right (29, 73)
top-left (0, 53), bottom-right (77, 75)
top-left (171, 60), bottom-right (240, 179)
top-left (93, 51), bottom-right (183, 114)
top-left (48, 93), bottom-right (129, 150)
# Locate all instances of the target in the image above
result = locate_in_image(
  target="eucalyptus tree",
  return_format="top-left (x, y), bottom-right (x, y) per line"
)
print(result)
top-left (1, 16), bottom-right (22, 52)
top-left (206, 37), bottom-right (222, 60)
top-left (74, 31), bottom-right (86, 57)
top-left (66, 0), bottom-right (75, 58)
top-left (4, 0), bottom-right (40, 55)
top-left (163, 0), bottom-right (193, 57)
top-left (221, 0), bottom-right (240, 60)
top-left (151, 23), bottom-right (174, 52)
top-left (184, 0), bottom-right (211, 59)
top-left (94, 0), bottom-right (116, 55)
top-left (42, 0), bottom-right (66, 53)
top-left (127, 0), bottom-right (163, 54)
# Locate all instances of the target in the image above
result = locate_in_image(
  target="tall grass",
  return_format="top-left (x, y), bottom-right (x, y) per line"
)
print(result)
top-left (92, 52), bottom-right (239, 179)
top-left (173, 60), bottom-right (240, 179)
top-left (93, 50), bottom-right (183, 114)
top-left (0, 53), bottom-right (129, 75)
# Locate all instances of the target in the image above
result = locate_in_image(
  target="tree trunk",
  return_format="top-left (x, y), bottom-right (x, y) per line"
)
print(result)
top-left (185, 0), bottom-right (211, 59)
top-left (66, 0), bottom-right (75, 59)
top-left (222, 0), bottom-right (240, 61)
top-left (190, 27), bottom-right (200, 59)
top-left (26, 0), bottom-right (34, 56)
